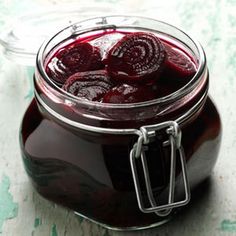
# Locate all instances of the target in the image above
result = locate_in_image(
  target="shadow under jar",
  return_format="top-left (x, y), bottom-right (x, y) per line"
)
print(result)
top-left (19, 16), bottom-right (222, 230)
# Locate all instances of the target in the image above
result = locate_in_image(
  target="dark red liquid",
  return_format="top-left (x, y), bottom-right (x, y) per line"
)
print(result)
top-left (20, 30), bottom-right (221, 229)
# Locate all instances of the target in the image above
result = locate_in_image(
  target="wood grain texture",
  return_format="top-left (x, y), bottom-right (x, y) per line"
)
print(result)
top-left (0, 0), bottom-right (236, 235)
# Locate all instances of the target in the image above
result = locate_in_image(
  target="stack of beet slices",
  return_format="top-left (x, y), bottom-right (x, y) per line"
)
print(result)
top-left (46, 31), bottom-right (196, 104)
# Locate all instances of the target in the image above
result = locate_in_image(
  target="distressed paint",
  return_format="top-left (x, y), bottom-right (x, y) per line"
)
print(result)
top-left (0, 175), bottom-right (18, 233)
top-left (34, 218), bottom-right (42, 228)
top-left (220, 219), bottom-right (236, 232)
top-left (76, 215), bottom-right (84, 224)
top-left (51, 224), bottom-right (58, 236)
top-left (31, 218), bottom-right (42, 235)
top-left (25, 67), bottom-right (35, 100)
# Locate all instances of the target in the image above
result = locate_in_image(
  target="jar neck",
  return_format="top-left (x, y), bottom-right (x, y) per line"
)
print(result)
top-left (34, 67), bottom-right (208, 130)
top-left (34, 16), bottom-right (208, 129)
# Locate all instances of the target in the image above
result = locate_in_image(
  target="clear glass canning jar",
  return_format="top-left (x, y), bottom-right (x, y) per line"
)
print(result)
top-left (19, 16), bottom-right (222, 230)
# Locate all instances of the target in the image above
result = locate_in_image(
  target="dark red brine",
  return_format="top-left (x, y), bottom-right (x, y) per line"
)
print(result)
top-left (19, 17), bottom-right (221, 230)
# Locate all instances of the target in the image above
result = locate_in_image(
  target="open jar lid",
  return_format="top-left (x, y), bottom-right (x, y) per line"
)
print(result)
top-left (0, 4), bottom-right (122, 66)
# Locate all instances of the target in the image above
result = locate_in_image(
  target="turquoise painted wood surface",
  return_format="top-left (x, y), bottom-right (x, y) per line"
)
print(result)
top-left (0, 0), bottom-right (236, 235)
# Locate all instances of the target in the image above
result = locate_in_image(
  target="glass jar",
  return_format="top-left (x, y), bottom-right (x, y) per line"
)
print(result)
top-left (19, 16), bottom-right (222, 230)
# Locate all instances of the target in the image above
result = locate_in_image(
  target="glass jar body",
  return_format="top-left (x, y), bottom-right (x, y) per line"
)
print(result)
top-left (19, 16), bottom-right (222, 230)
top-left (20, 96), bottom-right (221, 230)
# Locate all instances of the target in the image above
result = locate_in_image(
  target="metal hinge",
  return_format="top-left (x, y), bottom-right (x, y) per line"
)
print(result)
top-left (130, 121), bottom-right (190, 217)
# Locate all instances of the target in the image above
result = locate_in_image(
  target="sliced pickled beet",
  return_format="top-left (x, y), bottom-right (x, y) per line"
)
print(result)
top-left (102, 84), bottom-right (157, 104)
top-left (162, 43), bottom-right (196, 83)
top-left (63, 70), bottom-right (113, 101)
top-left (106, 32), bottom-right (166, 82)
top-left (46, 43), bottom-right (104, 84)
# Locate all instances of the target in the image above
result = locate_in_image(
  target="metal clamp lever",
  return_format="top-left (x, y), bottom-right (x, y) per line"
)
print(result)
top-left (130, 121), bottom-right (190, 217)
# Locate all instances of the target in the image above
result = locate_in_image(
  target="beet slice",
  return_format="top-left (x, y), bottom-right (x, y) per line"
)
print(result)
top-left (63, 70), bottom-right (113, 101)
top-left (162, 44), bottom-right (197, 83)
top-left (106, 32), bottom-right (166, 82)
top-left (46, 43), bottom-right (104, 85)
top-left (102, 84), bottom-right (157, 104)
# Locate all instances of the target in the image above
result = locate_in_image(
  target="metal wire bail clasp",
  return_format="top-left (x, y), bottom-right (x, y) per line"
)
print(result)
top-left (130, 121), bottom-right (190, 217)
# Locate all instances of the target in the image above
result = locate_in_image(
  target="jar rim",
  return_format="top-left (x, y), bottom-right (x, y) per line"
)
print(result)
top-left (36, 15), bottom-right (206, 109)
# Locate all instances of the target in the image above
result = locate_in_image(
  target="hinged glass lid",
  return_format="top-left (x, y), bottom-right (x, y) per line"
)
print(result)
top-left (0, 5), bottom-right (117, 65)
